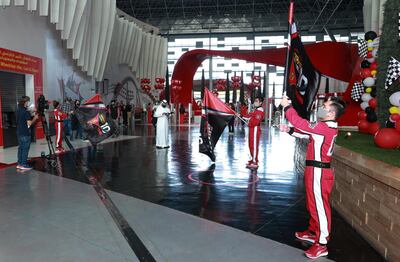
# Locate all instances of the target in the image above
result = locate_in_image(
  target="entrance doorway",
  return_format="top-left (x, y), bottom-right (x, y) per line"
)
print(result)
top-left (0, 71), bottom-right (26, 148)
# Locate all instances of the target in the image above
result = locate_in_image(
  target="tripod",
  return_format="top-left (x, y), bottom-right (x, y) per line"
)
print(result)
top-left (39, 112), bottom-right (57, 167)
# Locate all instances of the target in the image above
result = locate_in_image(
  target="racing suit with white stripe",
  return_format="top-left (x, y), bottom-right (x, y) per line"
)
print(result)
top-left (54, 108), bottom-right (67, 149)
top-left (243, 107), bottom-right (264, 165)
top-left (285, 105), bottom-right (338, 245)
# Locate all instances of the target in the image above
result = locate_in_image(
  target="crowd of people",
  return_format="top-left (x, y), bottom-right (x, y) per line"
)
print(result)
top-left (52, 98), bottom-right (86, 152)
top-left (107, 100), bottom-right (134, 130)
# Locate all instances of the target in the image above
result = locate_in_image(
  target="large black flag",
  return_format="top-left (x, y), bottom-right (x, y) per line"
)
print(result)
top-left (75, 94), bottom-right (116, 145)
top-left (199, 89), bottom-right (235, 161)
top-left (287, 22), bottom-right (320, 119)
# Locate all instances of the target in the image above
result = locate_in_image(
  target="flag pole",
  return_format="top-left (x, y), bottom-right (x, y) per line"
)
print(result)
top-left (281, 0), bottom-right (294, 124)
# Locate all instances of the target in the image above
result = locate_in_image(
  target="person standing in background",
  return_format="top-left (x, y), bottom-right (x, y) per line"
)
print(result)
top-left (154, 100), bottom-right (171, 148)
top-left (179, 104), bottom-right (185, 125)
top-left (122, 102), bottom-right (128, 126)
top-left (61, 98), bottom-right (73, 138)
top-left (72, 100), bottom-right (83, 139)
top-left (109, 100), bottom-right (119, 137)
top-left (126, 102), bottom-right (132, 127)
top-left (228, 103), bottom-right (235, 133)
top-left (240, 97), bottom-right (264, 169)
top-left (16, 96), bottom-right (38, 170)
top-left (147, 103), bottom-right (153, 124)
top-left (53, 100), bottom-right (67, 151)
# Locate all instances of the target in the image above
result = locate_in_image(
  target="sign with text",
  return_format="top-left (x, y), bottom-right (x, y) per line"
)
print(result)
top-left (0, 47), bottom-right (44, 145)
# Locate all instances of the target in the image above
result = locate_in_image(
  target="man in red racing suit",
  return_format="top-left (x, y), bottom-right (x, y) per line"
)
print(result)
top-left (241, 97), bottom-right (265, 169)
top-left (280, 96), bottom-right (346, 259)
top-left (53, 100), bottom-right (67, 151)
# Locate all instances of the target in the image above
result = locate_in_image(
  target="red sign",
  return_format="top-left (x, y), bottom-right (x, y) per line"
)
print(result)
top-left (0, 47), bottom-right (44, 146)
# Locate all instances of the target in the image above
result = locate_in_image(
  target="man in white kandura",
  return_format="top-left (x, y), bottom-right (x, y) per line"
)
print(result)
top-left (154, 100), bottom-right (171, 148)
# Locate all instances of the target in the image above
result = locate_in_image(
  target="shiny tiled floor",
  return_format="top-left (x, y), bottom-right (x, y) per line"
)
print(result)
top-left (29, 123), bottom-right (385, 262)
top-left (0, 168), bottom-right (331, 262)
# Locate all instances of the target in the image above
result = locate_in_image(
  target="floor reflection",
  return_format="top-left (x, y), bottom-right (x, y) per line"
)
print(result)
top-left (34, 124), bottom-right (384, 262)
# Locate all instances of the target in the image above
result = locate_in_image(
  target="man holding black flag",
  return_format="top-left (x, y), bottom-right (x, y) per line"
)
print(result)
top-left (278, 3), bottom-right (342, 257)
top-left (280, 96), bottom-right (345, 259)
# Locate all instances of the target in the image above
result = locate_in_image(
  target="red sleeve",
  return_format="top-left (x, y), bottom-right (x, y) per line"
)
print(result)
top-left (248, 110), bottom-right (264, 127)
top-left (241, 111), bottom-right (252, 118)
top-left (285, 106), bottom-right (324, 135)
top-left (240, 106), bottom-right (248, 116)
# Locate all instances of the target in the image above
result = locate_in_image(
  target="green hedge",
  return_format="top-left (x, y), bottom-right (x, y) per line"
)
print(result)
top-left (336, 131), bottom-right (400, 167)
top-left (376, 0), bottom-right (400, 125)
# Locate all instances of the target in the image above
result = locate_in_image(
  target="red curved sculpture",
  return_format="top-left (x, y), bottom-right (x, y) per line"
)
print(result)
top-left (171, 41), bottom-right (361, 126)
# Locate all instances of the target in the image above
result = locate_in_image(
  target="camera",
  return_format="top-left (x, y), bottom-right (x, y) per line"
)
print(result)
top-left (37, 94), bottom-right (49, 115)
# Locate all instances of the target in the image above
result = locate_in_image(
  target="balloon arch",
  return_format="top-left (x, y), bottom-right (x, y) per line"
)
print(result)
top-left (171, 42), bottom-right (362, 126)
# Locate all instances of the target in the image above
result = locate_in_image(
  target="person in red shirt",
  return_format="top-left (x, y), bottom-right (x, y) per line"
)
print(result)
top-left (53, 101), bottom-right (67, 151)
top-left (280, 96), bottom-right (346, 259)
top-left (241, 97), bottom-right (265, 169)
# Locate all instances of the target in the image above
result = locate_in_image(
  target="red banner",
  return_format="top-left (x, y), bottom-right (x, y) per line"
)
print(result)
top-left (0, 47), bottom-right (44, 146)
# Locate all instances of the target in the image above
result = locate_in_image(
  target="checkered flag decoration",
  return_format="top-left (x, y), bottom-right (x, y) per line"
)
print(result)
top-left (385, 56), bottom-right (400, 89)
top-left (357, 38), bottom-right (368, 58)
top-left (351, 82), bottom-right (364, 101)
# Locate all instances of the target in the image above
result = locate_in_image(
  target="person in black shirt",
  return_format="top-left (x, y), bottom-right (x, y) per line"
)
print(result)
top-left (122, 102), bottom-right (128, 126)
top-left (228, 103), bottom-right (235, 133)
top-left (16, 96), bottom-right (38, 170)
top-left (126, 102), bottom-right (132, 127)
top-left (179, 104), bottom-right (185, 125)
top-left (109, 100), bottom-right (119, 137)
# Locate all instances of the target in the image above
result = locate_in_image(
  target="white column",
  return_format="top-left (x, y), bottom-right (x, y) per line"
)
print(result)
top-left (370, 0), bottom-right (379, 33)
top-left (378, 0), bottom-right (387, 34)
top-left (27, 0), bottom-right (38, 11)
top-left (363, 0), bottom-right (372, 32)
top-left (39, 0), bottom-right (49, 16)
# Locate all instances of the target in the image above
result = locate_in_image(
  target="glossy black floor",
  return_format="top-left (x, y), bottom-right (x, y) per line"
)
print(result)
top-left (34, 123), bottom-right (384, 262)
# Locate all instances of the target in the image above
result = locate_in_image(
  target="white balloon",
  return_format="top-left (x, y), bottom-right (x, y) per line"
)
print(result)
top-left (389, 91), bottom-right (400, 107)
top-left (363, 77), bottom-right (375, 87)
top-left (367, 42), bottom-right (374, 48)
top-left (361, 93), bottom-right (372, 102)
top-left (372, 48), bottom-right (378, 57)
top-left (372, 37), bottom-right (380, 48)
top-left (360, 101), bottom-right (369, 110)
top-left (367, 57), bottom-right (375, 63)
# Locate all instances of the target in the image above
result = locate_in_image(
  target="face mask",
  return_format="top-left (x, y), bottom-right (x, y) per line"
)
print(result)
top-left (317, 106), bottom-right (330, 119)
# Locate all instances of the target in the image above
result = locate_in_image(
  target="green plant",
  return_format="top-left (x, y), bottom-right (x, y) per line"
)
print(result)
top-left (376, 0), bottom-right (400, 125)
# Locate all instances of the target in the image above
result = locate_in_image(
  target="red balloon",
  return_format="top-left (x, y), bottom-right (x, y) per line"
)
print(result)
top-left (368, 121), bottom-right (380, 135)
top-left (368, 98), bottom-right (377, 109)
top-left (374, 128), bottom-right (400, 149)
top-left (360, 68), bottom-right (372, 78)
top-left (367, 51), bottom-right (373, 58)
top-left (390, 114), bottom-right (400, 122)
top-left (396, 120), bottom-right (400, 133)
top-left (358, 120), bottom-right (370, 134)
top-left (370, 62), bottom-right (377, 70)
top-left (358, 111), bottom-right (367, 120)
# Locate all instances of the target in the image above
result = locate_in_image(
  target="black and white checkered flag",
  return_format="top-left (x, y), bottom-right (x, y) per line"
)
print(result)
top-left (357, 38), bottom-right (368, 58)
top-left (351, 82), bottom-right (364, 101)
top-left (385, 56), bottom-right (400, 89)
